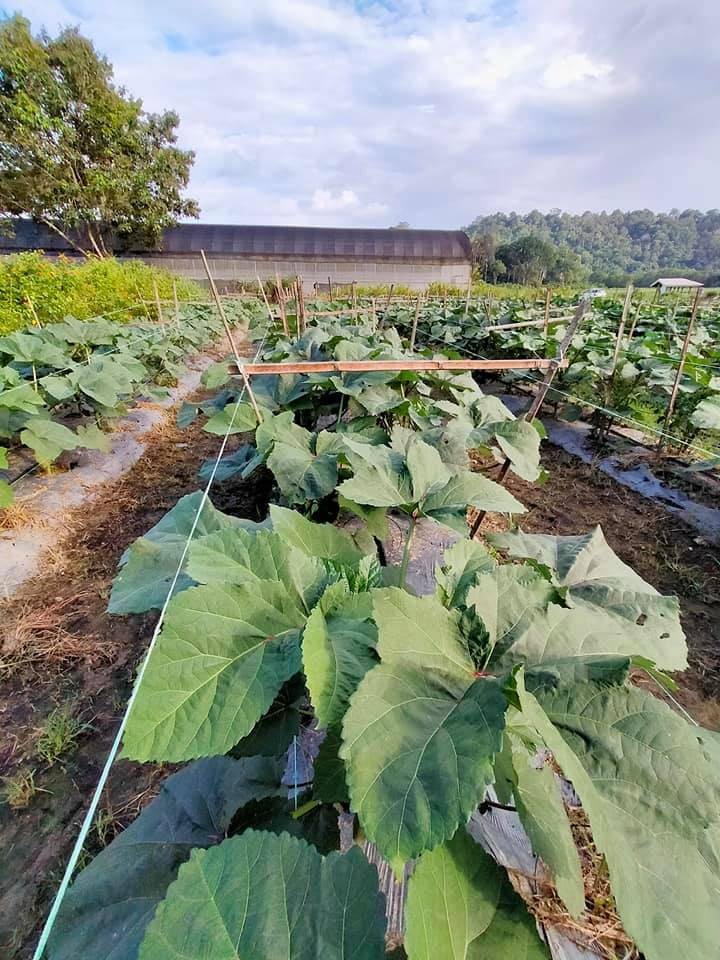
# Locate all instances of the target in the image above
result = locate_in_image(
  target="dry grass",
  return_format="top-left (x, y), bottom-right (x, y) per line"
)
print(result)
top-left (0, 590), bottom-right (116, 673)
top-left (0, 500), bottom-right (48, 532)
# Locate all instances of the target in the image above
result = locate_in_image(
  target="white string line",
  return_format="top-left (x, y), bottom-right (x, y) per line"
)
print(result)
top-left (32, 325), bottom-right (269, 960)
top-left (386, 314), bottom-right (718, 462)
top-left (641, 670), bottom-right (700, 726)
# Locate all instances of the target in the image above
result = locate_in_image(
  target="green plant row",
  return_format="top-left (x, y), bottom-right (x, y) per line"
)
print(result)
top-left (43, 303), bottom-right (719, 960)
top-left (0, 252), bottom-right (201, 335)
top-left (373, 292), bottom-right (720, 457)
top-left (0, 298), bottom-right (264, 507)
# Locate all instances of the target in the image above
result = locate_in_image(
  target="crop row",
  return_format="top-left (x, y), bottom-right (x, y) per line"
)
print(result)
top-left (43, 302), bottom-right (719, 960)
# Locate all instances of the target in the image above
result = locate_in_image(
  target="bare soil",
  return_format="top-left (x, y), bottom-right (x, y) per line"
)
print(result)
top-left (0, 422), bottom-right (718, 957)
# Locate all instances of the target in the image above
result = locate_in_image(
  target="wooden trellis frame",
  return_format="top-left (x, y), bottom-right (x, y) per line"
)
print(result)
top-left (231, 357), bottom-right (568, 377)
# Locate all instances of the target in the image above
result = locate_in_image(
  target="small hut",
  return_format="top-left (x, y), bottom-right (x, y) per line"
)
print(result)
top-left (650, 277), bottom-right (704, 295)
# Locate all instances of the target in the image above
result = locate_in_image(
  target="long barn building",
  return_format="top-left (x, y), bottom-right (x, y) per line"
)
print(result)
top-left (0, 222), bottom-right (472, 291)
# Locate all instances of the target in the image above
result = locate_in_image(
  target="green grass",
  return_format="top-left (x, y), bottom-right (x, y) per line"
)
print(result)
top-left (35, 707), bottom-right (88, 764)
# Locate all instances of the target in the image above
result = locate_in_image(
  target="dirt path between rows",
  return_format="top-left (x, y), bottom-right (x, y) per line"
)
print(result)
top-left (1, 415), bottom-right (718, 957)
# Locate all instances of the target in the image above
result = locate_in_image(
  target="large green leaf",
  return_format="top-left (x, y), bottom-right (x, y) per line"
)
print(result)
top-left (269, 503), bottom-right (365, 565)
top-left (516, 675), bottom-right (720, 960)
top-left (510, 740), bottom-right (585, 918)
top-left (488, 527), bottom-right (686, 667)
top-left (341, 590), bottom-right (506, 868)
top-left (186, 527), bottom-right (328, 612)
top-left (48, 757), bottom-right (286, 960)
top-left (303, 582), bottom-right (378, 729)
top-left (468, 419), bottom-right (542, 482)
top-left (404, 827), bottom-right (548, 960)
top-left (491, 600), bottom-right (686, 671)
top-left (435, 539), bottom-right (497, 609)
top-left (139, 832), bottom-right (386, 959)
top-left (691, 396), bottom-right (720, 430)
top-left (203, 400), bottom-right (259, 436)
top-left (108, 492), bottom-right (242, 614)
top-left (122, 580), bottom-right (305, 761)
top-left (20, 417), bottom-right (79, 465)
top-left (422, 471), bottom-right (525, 520)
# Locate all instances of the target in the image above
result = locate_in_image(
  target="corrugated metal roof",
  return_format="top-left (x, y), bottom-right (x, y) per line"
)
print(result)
top-left (651, 277), bottom-right (704, 288)
top-left (0, 221), bottom-right (471, 263)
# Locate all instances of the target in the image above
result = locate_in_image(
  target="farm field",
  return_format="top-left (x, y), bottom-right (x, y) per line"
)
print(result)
top-left (1, 285), bottom-right (720, 960)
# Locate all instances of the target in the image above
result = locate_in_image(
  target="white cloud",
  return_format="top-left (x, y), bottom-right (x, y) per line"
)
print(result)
top-left (10, 0), bottom-right (720, 225)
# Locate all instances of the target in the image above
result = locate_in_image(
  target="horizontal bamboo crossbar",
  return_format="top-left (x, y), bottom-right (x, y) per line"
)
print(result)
top-left (231, 358), bottom-right (568, 376)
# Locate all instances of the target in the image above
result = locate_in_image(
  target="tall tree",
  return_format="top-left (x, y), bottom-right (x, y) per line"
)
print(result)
top-left (0, 15), bottom-right (199, 256)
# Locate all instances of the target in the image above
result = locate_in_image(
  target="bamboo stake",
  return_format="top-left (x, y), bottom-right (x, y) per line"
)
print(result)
top-left (256, 275), bottom-right (275, 329)
top-left (543, 287), bottom-right (551, 336)
top-left (658, 286), bottom-right (702, 451)
top-left (464, 276), bottom-right (472, 319)
top-left (25, 295), bottom-right (42, 328)
top-left (469, 300), bottom-right (589, 539)
top-left (275, 271), bottom-right (289, 337)
top-left (152, 278), bottom-right (164, 325)
top-left (410, 295), bottom-right (422, 351)
top-left (200, 250), bottom-right (262, 422)
top-left (328, 276), bottom-right (333, 301)
top-left (172, 280), bottom-right (180, 327)
top-left (626, 301), bottom-right (641, 345)
top-left (296, 275), bottom-right (306, 334)
top-left (611, 283), bottom-right (634, 373)
top-left (371, 298), bottom-right (378, 331)
top-left (385, 284), bottom-right (395, 311)
top-left (351, 281), bottom-right (357, 318)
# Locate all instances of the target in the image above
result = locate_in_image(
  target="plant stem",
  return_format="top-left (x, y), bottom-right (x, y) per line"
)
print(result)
top-left (336, 392), bottom-right (345, 427)
top-left (398, 513), bottom-right (417, 589)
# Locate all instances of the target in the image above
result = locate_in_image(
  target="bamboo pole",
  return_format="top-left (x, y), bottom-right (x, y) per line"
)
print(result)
top-left (233, 358), bottom-right (569, 376)
top-left (409, 295), bottom-right (422, 351)
top-left (200, 250), bottom-right (262, 422)
top-left (172, 280), bottom-right (180, 326)
top-left (385, 284), bottom-right (395, 311)
top-left (256, 275), bottom-right (275, 330)
top-left (152, 278), bottom-right (164, 325)
top-left (610, 283), bottom-right (634, 373)
top-left (328, 276), bottom-right (333, 301)
top-left (464, 277), bottom-right (472, 319)
top-left (371, 298), bottom-right (378, 331)
top-left (25, 295), bottom-right (42, 328)
top-left (296, 275), bottom-right (306, 334)
top-left (626, 301), bottom-right (641, 345)
top-left (351, 281), bottom-right (357, 318)
top-left (658, 287), bottom-right (702, 451)
top-left (469, 300), bottom-right (589, 539)
top-left (275, 271), bottom-right (289, 337)
top-left (543, 287), bottom-right (551, 336)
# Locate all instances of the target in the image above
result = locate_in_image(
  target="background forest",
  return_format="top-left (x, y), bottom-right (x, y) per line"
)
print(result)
top-left (466, 209), bottom-right (720, 286)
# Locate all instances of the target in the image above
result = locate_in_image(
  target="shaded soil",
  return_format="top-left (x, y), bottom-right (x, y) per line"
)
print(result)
top-left (0, 362), bottom-right (274, 958)
top-left (493, 445), bottom-right (720, 730)
top-left (1, 407), bottom-right (719, 957)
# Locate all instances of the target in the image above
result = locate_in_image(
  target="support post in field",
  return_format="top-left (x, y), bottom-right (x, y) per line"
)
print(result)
top-left (327, 276), bottom-right (333, 301)
top-left (626, 301), bottom-right (641, 344)
top-left (658, 286), bottom-right (702, 451)
top-left (275, 271), bottom-right (289, 337)
top-left (410, 294), bottom-right (422, 351)
top-left (152, 278), bottom-right (164, 326)
top-left (25, 294), bottom-right (42, 328)
top-left (201, 249), bottom-right (262, 422)
top-left (371, 297), bottom-right (378, 331)
top-left (351, 281), bottom-right (357, 317)
top-left (611, 283), bottom-right (634, 373)
top-left (543, 287), bottom-right (551, 335)
top-left (296, 275), bottom-right (306, 334)
top-left (464, 276), bottom-right (472, 319)
top-left (172, 280), bottom-right (180, 326)
top-left (385, 283), bottom-right (395, 310)
top-left (256, 275), bottom-right (275, 329)
top-left (469, 299), bottom-right (589, 539)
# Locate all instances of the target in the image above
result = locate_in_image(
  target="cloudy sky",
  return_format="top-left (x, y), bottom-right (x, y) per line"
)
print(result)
top-left (9, 0), bottom-right (720, 228)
